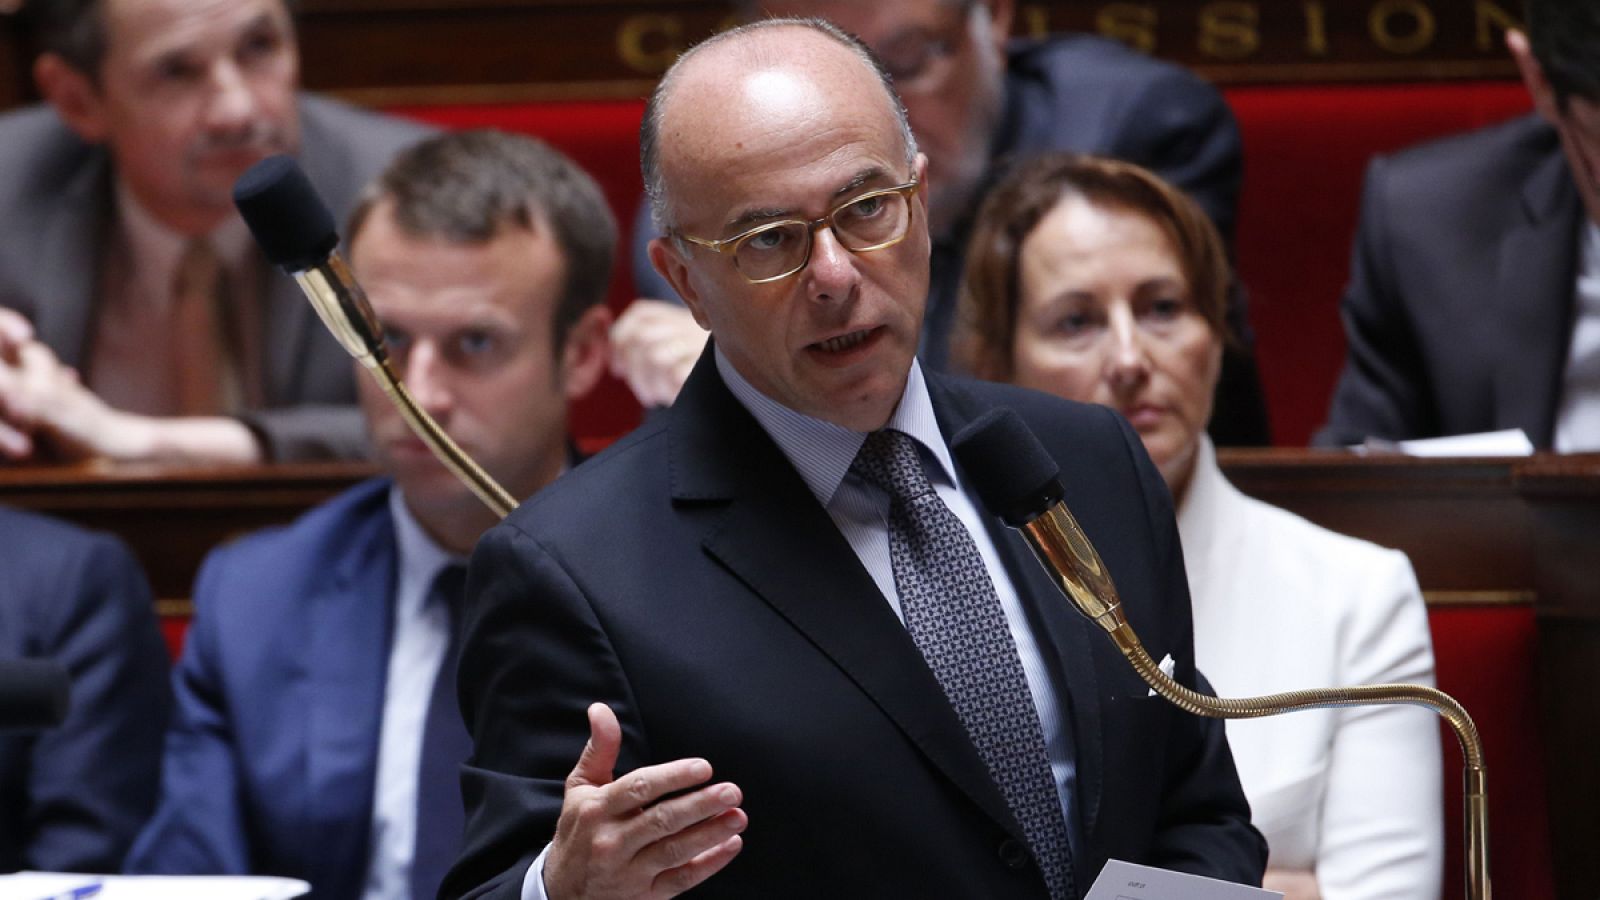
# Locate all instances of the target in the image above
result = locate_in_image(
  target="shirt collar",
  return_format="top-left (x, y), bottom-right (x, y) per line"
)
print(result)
top-left (388, 486), bottom-right (467, 615)
top-left (714, 345), bottom-right (960, 506)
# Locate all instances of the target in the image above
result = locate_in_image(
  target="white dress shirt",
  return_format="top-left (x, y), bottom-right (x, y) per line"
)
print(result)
top-left (1554, 221), bottom-right (1600, 452)
top-left (1178, 436), bottom-right (1442, 898)
top-left (362, 487), bottom-right (466, 900)
top-left (523, 353), bottom-right (1080, 899)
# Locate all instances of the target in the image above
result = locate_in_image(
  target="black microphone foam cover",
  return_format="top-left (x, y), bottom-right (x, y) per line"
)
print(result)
top-left (233, 154), bottom-right (339, 272)
top-left (0, 659), bottom-right (71, 733)
top-left (951, 407), bottom-right (1065, 527)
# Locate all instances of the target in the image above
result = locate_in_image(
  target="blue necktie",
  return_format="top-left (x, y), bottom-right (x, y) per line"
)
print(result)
top-left (411, 564), bottom-right (470, 900)
top-left (851, 428), bottom-right (1075, 899)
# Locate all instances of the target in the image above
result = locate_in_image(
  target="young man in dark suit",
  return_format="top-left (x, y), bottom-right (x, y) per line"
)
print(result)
top-left (126, 130), bottom-right (614, 900)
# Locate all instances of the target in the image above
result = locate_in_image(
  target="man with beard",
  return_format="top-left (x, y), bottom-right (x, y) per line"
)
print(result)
top-left (610, 0), bottom-right (1267, 445)
top-left (0, 0), bottom-right (429, 464)
top-left (126, 129), bottom-right (614, 900)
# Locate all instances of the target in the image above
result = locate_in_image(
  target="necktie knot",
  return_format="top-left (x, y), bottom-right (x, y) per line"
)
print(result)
top-left (851, 428), bottom-right (936, 504)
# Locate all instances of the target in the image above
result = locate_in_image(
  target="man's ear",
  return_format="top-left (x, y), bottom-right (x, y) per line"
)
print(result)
top-left (1508, 29), bottom-right (1560, 124)
top-left (559, 304), bottom-right (614, 402)
top-left (33, 54), bottom-right (110, 144)
top-left (648, 237), bottom-right (711, 330)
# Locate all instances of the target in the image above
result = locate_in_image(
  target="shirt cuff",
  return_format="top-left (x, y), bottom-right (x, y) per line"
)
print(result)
top-left (520, 843), bottom-right (554, 900)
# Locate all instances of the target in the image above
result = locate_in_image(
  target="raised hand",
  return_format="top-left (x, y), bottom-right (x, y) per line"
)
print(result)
top-left (544, 703), bottom-right (746, 900)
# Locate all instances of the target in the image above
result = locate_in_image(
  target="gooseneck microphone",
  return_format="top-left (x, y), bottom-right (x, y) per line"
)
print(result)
top-left (233, 156), bottom-right (515, 517)
top-left (0, 659), bottom-right (71, 733)
top-left (951, 407), bottom-right (1492, 900)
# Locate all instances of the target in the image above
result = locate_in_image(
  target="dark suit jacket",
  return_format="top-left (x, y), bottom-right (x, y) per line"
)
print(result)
top-left (126, 479), bottom-right (400, 899)
top-left (1317, 113), bottom-right (1583, 449)
top-left (0, 97), bottom-right (431, 460)
top-left (630, 35), bottom-right (1266, 443)
top-left (444, 350), bottom-right (1265, 899)
top-left (0, 507), bottom-right (169, 873)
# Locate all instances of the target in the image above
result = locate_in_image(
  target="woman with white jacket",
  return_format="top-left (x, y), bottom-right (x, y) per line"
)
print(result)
top-left (954, 153), bottom-right (1442, 900)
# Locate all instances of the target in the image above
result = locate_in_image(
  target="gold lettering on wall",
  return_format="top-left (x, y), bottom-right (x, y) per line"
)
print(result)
top-left (1020, 4), bottom-right (1050, 39)
top-left (1199, 2), bottom-right (1260, 60)
top-left (1369, 0), bottom-right (1438, 55)
top-left (1475, 0), bottom-right (1522, 51)
top-left (1097, 4), bottom-right (1158, 53)
top-left (617, 14), bottom-right (685, 76)
top-left (1304, 1), bottom-right (1329, 56)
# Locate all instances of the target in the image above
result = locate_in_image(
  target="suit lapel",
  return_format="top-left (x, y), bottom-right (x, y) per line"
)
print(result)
top-left (1493, 148), bottom-right (1584, 447)
top-left (34, 153), bottom-right (112, 368)
top-left (928, 375), bottom-right (1107, 848)
top-left (670, 351), bottom-right (1025, 841)
top-left (303, 489), bottom-right (397, 896)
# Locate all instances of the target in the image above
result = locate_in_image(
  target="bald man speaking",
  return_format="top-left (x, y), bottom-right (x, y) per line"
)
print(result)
top-left (446, 19), bottom-right (1264, 900)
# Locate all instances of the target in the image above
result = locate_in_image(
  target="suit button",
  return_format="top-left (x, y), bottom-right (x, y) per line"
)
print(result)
top-left (997, 838), bottom-right (1030, 869)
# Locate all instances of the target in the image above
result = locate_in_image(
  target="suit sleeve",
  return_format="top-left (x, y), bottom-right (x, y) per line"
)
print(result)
top-left (239, 405), bottom-right (369, 462)
top-left (1316, 156), bottom-right (1438, 446)
top-left (25, 532), bottom-right (169, 873)
top-left (1115, 68), bottom-right (1242, 248)
top-left (1315, 553), bottom-right (1443, 897)
top-left (1111, 411), bottom-right (1266, 882)
top-left (442, 523), bottom-right (651, 900)
top-left (124, 549), bottom-right (256, 875)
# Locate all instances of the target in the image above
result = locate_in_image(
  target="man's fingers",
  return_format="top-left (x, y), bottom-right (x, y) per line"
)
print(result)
top-left (636, 800), bottom-right (746, 871)
top-left (651, 832), bottom-right (745, 898)
top-left (0, 417), bottom-right (32, 460)
top-left (567, 702), bottom-right (624, 790)
top-left (600, 756), bottom-right (715, 818)
top-left (0, 308), bottom-right (33, 351)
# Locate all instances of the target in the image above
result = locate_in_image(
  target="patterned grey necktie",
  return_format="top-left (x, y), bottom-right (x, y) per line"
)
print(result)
top-left (851, 428), bottom-right (1074, 899)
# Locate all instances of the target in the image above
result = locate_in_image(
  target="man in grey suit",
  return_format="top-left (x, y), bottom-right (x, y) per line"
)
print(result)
top-left (1318, 0), bottom-right (1599, 450)
top-left (0, 0), bottom-right (429, 464)
top-left (610, 0), bottom-right (1269, 445)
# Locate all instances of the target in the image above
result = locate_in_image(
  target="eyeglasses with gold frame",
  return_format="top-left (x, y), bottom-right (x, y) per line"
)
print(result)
top-left (673, 179), bottom-right (922, 284)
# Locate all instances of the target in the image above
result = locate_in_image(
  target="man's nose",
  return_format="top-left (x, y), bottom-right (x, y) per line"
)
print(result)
top-left (802, 226), bottom-right (861, 303)
top-left (402, 342), bottom-right (454, 416)
top-left (203, 61), bottom-right (258, 134)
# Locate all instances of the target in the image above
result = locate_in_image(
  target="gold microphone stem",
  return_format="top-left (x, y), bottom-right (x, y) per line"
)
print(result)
top-left (359, 356), bottom-right (517, 519)
top-left (1021, 504), bottom-right (1491, 900)
top-left (293, 262), bottom-right (517, 520)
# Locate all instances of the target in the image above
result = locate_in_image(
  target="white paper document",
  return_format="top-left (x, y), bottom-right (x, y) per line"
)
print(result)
top-left (1359, 428), bottom-right (1535, 457)
top-left (1086, 860), bottom-right (1282, 900)
top-left (0, 872), bottom-right (310, 900)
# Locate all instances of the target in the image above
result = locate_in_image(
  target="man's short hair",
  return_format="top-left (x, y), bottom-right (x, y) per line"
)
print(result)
top-left (27, 0), bottom-right (106, 76)
top-left (639, 17), bottom-right (918, 235)
top-left (347, 129), bottom-right (617, 352)
top-left (1526, 0), bottom-right (1600, 108)
top-left (27, 0), bottom-right (301, 81)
